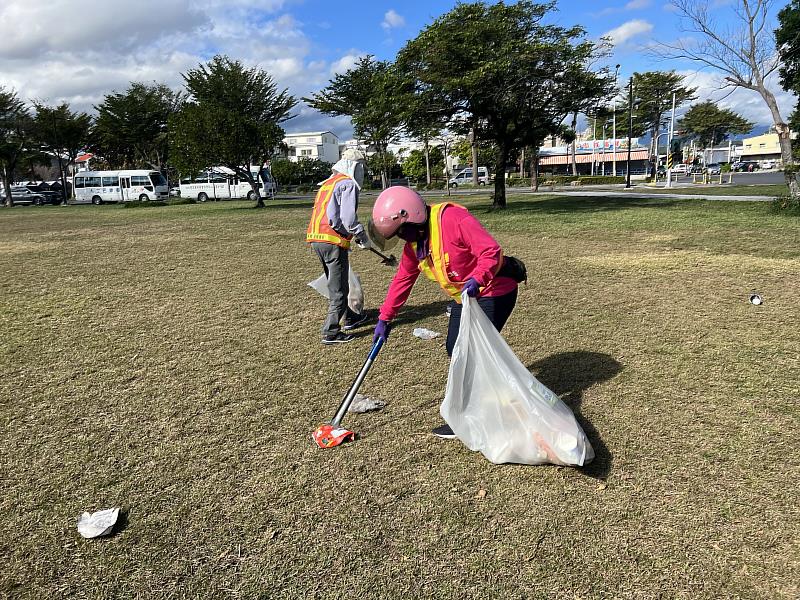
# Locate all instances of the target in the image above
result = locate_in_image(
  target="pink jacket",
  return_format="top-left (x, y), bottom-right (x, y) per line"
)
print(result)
top-left (378, 204), bottom-right (517, 322)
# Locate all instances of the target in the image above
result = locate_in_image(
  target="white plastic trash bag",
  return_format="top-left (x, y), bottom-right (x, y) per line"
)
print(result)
top-left (441, 292), bottom-right (594, 466)
top-left (308, 267), bottom-right (364, 314)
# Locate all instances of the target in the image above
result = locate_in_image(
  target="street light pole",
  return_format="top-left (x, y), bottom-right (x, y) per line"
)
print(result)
top-left (613, 64), bottom-right (620, 177)
top-left (625, 76), bottom-right (633, 189)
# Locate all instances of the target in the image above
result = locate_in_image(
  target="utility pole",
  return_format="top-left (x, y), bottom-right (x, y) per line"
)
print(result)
top-left (613, 64), bottom-right (620, 177)
top-left (666, 91), bottom-right (676, 188)
top-left (626, 77), bottom-right (633, 189)
top-left (591, 108), bottom-right (597, 176)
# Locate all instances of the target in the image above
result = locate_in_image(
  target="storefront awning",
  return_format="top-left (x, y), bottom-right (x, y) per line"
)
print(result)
top-left (539, 150), bottom-right (649, 166)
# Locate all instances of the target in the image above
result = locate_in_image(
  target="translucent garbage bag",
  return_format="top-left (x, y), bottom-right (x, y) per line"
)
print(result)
top-left (441, 293), bottom-right (594, 466)
top-left (308, 267), bottom-right (364, 315)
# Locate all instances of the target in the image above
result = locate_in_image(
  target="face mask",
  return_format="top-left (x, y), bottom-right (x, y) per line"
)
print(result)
top-left (397, 224), bottom-right (427, 243)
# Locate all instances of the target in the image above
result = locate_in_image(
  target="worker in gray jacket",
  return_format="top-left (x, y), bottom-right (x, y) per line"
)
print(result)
top-left (306, 149), bottom-right (371, 344)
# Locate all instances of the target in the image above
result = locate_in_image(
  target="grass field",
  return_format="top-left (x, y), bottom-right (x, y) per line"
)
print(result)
top-left (2, 194), bottom-right (799, 599)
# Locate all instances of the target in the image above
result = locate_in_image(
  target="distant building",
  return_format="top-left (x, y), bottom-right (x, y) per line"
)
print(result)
top-left (536, 138), bottom-right (649, 175)
top-left (283, 131), bottom-right (341, 164)
top-left (739, 132), bottom-right (793, 164)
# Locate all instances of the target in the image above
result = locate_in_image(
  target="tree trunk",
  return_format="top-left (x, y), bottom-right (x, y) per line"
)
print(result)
top-left (756, 85), bottom-right (799, 197)
top-left (2, 168), bottom-right (12, 207)
top-left (243, 168), bottom-right (264, 208)
top-left (470, 127), bottom-right (479, 186)
top-left (424, 139), bottom-right (431, 185)
top-left (492, 142), bottom-right (508, 209)
top-left (571, 112), bottom-right (578, 176)
top-left (532, 150), bottom-right (540, 192)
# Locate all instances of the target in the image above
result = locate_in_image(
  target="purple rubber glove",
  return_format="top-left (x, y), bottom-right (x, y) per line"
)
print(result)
top-left (463, 277), bottom-right (480, 297)
top-left (373, 319), bottom-right (390, 343)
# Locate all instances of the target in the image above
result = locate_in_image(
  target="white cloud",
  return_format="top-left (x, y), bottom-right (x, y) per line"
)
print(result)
top-left (381, 9), bottom-right (405, 30)
top-left (625, 0), bottom-right (651, 8)
top-left (329, 52), bottom-right (365, 76)
top-left (676, 70), bottom-right (798, 127)
top-left (603, 19), bottom-right (655, 45)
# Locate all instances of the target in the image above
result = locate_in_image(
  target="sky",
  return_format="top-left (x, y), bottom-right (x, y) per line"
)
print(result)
top-left (0, 0), bottom-right (796, 141)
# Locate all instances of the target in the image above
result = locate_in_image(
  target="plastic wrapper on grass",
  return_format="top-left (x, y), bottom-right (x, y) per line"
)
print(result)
top-left (77, 507), bottom-right (120, 539)
top-left (441, 292), bottom-right (594, 466)
top-left (348, 393), bottom-right (386, 413)
top-left (413, 328), bottom-right (441, 340)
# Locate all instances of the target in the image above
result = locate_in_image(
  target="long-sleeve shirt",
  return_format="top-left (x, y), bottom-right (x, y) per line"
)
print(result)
top-left (378, 204), bottom-right (517, 322)
top-left (326, 178), bottom-right (365, 240)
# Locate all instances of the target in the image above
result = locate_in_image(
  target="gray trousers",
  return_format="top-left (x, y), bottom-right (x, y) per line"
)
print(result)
top-left (312, 242), bottom-right (358, 337)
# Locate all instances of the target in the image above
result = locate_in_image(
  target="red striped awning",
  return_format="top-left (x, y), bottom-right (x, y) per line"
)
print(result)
top-left (539, 150), bottom-right (649, 165)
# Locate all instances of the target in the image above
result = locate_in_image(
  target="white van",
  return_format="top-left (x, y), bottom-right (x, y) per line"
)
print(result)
top-left (179, 166), bottom-right (276, 202)
top-left (73, 170), bottom-right (169, 204)
top-left (448, 167), bottom-right (489, 187)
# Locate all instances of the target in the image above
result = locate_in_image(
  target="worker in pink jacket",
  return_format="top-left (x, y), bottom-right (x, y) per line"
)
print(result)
top-left (370, 186), bottom-right (519, 439)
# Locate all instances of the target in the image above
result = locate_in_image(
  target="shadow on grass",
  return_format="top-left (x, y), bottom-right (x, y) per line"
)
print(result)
top-left (528, 351), bottom-right (623, 481)
top-left (477, 195), bottom-right (683, 215)
top-left (392, 300), bottom-right (451, 328)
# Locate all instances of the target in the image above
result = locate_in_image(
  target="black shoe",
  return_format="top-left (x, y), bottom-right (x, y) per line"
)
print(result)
top-left (321, 332), bottom-right (355, 345)
top-left (431, 424), bottom-right (456, 439)
top-left (342, 313), bottom-right (369, 331)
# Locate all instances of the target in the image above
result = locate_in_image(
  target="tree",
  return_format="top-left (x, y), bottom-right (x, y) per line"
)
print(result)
top-left (169, 56), bottom-right (296, 208)
top-left (402, 147), bottom-right (445, 183)
top-left (657, 0), bottom-right (799, 198)
top-left (452, 138), bottom-right (497, 175)
top-left (397, 1), bottom-right (613, 208)
top-left (777, 0), bottom-right (800, 92)
top-left (94, 82), bottom-right (184, 172)
top-left (614, 71), bottom-right (696, 157)
top-left (777, 1), bottom-right (800, 161)
top-left (0, 88), bottom-right (32, 207)
top-left (269, 158), bottom-right (297, 186)
top-left (306, 57), bottom-right (407, 189)
top-left (32, 103), bottom-right (92, 203)
top-left (678, 101), bottom-right (754, 149)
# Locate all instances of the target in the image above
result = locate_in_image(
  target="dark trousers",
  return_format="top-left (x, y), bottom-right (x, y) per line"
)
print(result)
top-left (312, 242), bottom-right (359, 337)
top-left (445, 287), bottom-right (518, 357)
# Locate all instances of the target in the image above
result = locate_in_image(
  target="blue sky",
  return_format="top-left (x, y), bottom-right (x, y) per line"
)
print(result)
top-left (0, 0), bottom-right (795, 139)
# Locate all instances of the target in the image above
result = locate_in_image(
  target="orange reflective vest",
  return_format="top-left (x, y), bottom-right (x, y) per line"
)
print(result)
top-left (414, 202), bottom-right (505, 302)
top-left (306, 173), bottom-right (352, 248)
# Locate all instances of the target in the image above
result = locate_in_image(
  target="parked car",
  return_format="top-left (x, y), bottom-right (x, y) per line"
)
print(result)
top-left (760, 160), bottom-right (776, 170)
top-left (732, 161), bottom-right (759, 172)
top-left (690, 164), bottom-right (705, 174)
top-left (25, 185), bottom-right (62, 205)
top-left (706, 163), bottom-right (721, 175)
top-left (8, 186), bottom-right (46, 205)
top-left (448, 167), bottom-right (490, 187)
top-left (671, 163), bottom-right (689, 175)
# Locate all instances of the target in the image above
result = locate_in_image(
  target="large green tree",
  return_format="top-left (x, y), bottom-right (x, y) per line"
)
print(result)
top-left (777, 1), bottom-right (800, 162)
top-left (305, 56), bottom-right (407, 189)
top-left (397, 0), bottom-right (612, 208)
top-left (777, 0), bottom-right (800, 93)
top-left (677, 101), bottom-right (754, 149)
top-left (169, 56), bottom-right (296, 207)
top-left (0, 88), bottom-right (32, 207)
top-left (94, 82), bottom-right (184, 172)
top-left (32, 103), bottom-right (92, 203)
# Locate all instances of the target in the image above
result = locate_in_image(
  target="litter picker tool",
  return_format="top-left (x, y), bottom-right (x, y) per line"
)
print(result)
top-left (312, 337), bottom-right (385, 449)
top-left (369, 247), bottom-right (398, 267)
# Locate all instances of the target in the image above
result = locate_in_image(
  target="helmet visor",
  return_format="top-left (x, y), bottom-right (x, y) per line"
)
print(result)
top-left (368, 217), bottom-right (399, 251)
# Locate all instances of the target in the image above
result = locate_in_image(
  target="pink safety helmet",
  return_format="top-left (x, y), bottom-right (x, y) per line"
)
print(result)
top-left (371, 186), bottom-right (427, 239)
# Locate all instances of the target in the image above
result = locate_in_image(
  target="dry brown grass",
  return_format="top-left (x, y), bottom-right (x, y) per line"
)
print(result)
top-left (1, 195), bottom-right (798, 599)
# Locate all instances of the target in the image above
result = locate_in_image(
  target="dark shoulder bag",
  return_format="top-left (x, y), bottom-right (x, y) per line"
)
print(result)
top-left (497, 255), bottom-right (527, 283)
